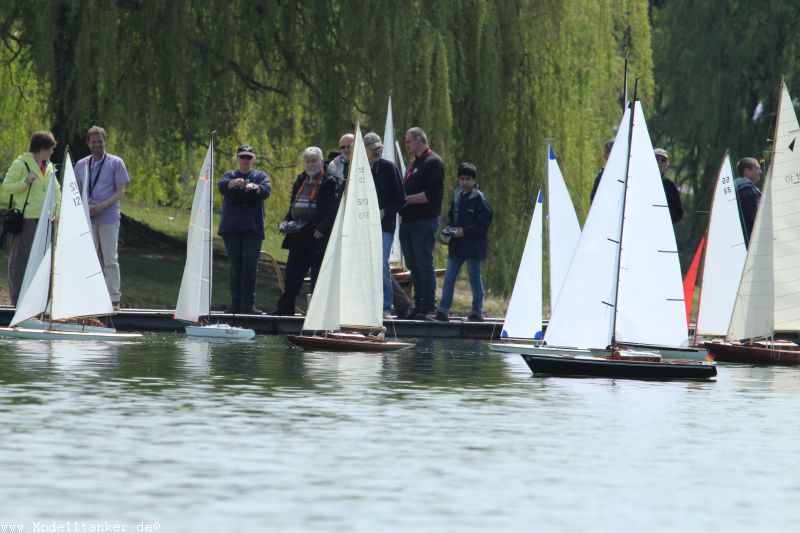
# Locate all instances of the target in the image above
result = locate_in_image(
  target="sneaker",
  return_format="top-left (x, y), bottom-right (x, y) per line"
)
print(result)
top-left (383, 311), bottom-right (393, 319)
top-left (430, 311), bottom-right (449, 322)
top-left (112, 301), bottom-right (121, 311)
top-left (270, 308), bottom-right (295, 316)
top-left (239, 307), bottom-right (264, 315)
top-left (467, 313), bottom-right (485, 322)
top-left (410, 312), bottom-right (430, 321)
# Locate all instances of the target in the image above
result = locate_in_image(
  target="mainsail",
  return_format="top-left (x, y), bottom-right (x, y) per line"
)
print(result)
top-left (303, 124), bottom-right (384, 331)
top-left (695, 153), bottom-right (746, 337)
top-left (382, 94), bottom-right (405, 265)
top-left (175, 144), bottom-right (214, 322)
top-left (546, 144), bottom-right (581, 310)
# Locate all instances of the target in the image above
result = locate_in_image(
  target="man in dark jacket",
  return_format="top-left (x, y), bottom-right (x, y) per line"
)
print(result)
top-left (734, 156), bottom-right (762, 245)
top-left (433, 163), bottom-right (493, 322)
top-left (399, 127), bottom-right (445, 319)
top-left (363, 132), bottom-right (407, 317)
top-left (272, 146), bottom-right (341, 316)
top-left (654, 148), bottom-right (684, 224)
top-left (218, 144), bottom-right (271, 314)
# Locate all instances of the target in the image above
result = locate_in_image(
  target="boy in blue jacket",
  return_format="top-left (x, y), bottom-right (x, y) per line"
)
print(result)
top-left (433, 163), bottom-right (493, 321)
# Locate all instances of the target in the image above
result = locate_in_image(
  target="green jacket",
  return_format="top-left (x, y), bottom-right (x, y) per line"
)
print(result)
top-left (1, 152), bottom-right (61, 218)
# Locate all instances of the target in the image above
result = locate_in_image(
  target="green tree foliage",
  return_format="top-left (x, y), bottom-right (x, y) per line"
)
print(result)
top-left (651, 0), bottom-right (800, 265)
top-left (0, 0), bottom-right (653, 302)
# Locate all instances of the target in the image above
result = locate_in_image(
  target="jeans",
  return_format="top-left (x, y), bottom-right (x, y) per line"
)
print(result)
top-left (437, 256), bottom-right (484, 317)
top-left (222, 231), bottom-right (263, 310)
top-left (382, 231), bottom-right (394, 313)
top-left (399, 217), bottom-right (438, 314)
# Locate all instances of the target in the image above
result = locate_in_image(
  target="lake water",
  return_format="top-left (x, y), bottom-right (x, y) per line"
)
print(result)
top-left (0, 335), bottom-right (798, 532)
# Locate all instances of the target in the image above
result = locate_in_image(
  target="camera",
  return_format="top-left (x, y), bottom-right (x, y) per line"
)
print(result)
top-left (279, 220), bottom-right (302, 234)
top-left (441, 227), bottom-right (457, 237)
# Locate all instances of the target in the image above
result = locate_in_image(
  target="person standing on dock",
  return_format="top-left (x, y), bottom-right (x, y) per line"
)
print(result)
top-left (327, 133), bottom-right (354, 195)
top-left (734, 156), bottom-right (762, 246)
top-left (75, 126), bottom-right (129, 310)
top-left (654, 148), bottom-right (683, 224)
top-left (399, 127), bottom-right (445, 320)
top-left (218, 144), bottom-right (271, 315)
top-left (272, 147), bottom-right (340, 316)
top-left (433, 163), bottom-right (493, 322)
top-left (363, 132), bottom-right (407, 318)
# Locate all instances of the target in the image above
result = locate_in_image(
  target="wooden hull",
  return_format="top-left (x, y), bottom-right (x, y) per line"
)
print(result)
top-left (705, 341), bottom-right (800, 365)
top-left (521, 353), bottom-right (717, 380)
top-left (288, 334), bottom-right (413, 352)
top-left (0, 326), bottom-right (142, 341)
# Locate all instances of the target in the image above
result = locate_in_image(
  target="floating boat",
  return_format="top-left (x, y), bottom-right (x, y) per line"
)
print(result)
top-left (0, 153), bottom-right (141, 341)
top-left (173, 138), bottom-right (255, 341)
top-left (706, 78), bottom-right (800, 365)
top-left (499, 90), bottom-right (714, 379)
top-left (288, 122), bottom-right (413, 352)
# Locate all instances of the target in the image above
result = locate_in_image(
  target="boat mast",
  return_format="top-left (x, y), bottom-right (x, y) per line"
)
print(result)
top-left (610, 80), bottom-right (638, 348)
top-left (48, 146), bottom-right (70, 327)
top-left (208, 132), bottom-right (215, 322)
top-left (543, 137), bottom-right (553, 311)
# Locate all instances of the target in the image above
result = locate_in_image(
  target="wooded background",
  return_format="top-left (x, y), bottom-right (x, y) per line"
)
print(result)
top-left (0, 0), bottom-right (798, 305)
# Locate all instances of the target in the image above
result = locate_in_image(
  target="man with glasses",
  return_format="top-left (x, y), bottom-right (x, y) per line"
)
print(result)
top-left (363, 132), bottom-right (407, 318)
top-left (654, 148), bottom-right (683, 224)
top-left (734, 156), bottom-right (763, 245)
top-left (400, 127), bottom-right (445, 320)
top-left (328, 133), bottom-right (355, 194)
top-left (218, 144), bottom-right (271, 314)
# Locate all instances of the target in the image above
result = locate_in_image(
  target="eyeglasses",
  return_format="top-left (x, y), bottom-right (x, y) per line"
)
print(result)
top-left (239, 155), bottom-right (253, 160)
top-left (339, 144), bottom-right (352, 150)
top-left (655, 157), bottom-right (667, 163)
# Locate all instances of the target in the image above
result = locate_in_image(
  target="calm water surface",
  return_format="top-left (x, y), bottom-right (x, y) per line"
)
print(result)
top-left (0, 335), bottom-right (798, 532)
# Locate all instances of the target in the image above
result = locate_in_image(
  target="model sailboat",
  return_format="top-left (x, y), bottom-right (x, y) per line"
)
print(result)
top-left (706, 79), bottom-right (800, 364)
top-left (288, 123), bottom-right (413, 352)
top-left (497, 142), bottom-right (580, 342)
top-left (174, 140), bottom-right (255, 340)
top-left (495, 95), bottom-right (714, 379)
top-left (0, 153), bottom-right (140, 340)
top-left (382, 94), bottom-right (406, 267)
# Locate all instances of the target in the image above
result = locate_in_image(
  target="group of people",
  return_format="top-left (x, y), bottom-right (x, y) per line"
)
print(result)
top-left (2, 127), bottom-right (128, 309)
top-left (221, 127), bottom-right (493, 322)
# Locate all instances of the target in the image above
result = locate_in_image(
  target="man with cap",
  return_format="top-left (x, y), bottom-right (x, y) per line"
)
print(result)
top-left (433, 162), bottom-right (493, 322)
top-left (218, 144), bottom-right (271, 314)
top-left (363, 132), bottom-right (407, 317)
top-left (734, 156), bottom-right (762, 245)
top-left (654, 148), bottom-right (683, 224)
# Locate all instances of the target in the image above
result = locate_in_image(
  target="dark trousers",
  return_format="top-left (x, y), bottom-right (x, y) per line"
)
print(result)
top-left (399, 217), bottom-right (438, 314)
top-left (274, 231), bottom-right (325, 315)
top-left (8, 218), bottom-right (38, 305)
top-left (222, 231), bottom-right (263, 310)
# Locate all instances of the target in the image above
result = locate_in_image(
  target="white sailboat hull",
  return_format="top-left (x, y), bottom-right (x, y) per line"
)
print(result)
top-left (185, 324), bottom-right (255, 340)
top-left (0, 326), bottom-right (141, 341)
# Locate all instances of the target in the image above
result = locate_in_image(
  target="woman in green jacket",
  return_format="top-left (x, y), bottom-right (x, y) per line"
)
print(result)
top-left (1, 131), bottom-right (60, 305)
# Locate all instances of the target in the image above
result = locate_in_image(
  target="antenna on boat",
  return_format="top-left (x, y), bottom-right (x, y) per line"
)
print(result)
top-left (610, 78), bottom-right (639, 349)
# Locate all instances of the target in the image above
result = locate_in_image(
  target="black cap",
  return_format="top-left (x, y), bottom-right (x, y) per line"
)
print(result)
top-left (237, 145), bottom-right (255, 157)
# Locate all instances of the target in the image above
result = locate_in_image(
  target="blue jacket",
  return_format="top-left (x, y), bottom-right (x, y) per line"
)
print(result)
top-left (447, 186), bottom-right (493, 259)
top-left (218, 169), bottom-right (271, 238)
top-left (735, 176), bottom-right (760, 245)
top-left (370, 158), bottom-right (406, 233)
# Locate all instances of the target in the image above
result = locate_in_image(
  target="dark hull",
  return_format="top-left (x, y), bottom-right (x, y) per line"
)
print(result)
top-left (521, 353), bottom-right (716, 380)
top-left (705, 342), bottom-right (800, 365)
top-left (287, 335), bottom-right (413, 352)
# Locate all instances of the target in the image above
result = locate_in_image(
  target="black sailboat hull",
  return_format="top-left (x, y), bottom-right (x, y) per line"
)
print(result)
top-left (521, 353), bottom-right (717, 380)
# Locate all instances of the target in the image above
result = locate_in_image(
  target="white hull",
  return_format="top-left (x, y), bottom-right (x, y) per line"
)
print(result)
top-left (185, 324), bottom-right (255, 340)
top-left (490, 342), bottom-right (595, 357)
top-left (18, 318), bottom-right (117, 334)
top-left (0, 326), bottom-right (141, 341)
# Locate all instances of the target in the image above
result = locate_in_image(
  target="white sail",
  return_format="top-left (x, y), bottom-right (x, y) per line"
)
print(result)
top-left (383, 96), bottom-right (405, 266)
top-left (10, 173), bottom-right (57, 327)
top-left (546, 144), bottom-right (581, 311)
top-left (727, 165), bottom-right (773, 340)
top-left (543, 108), bottom-right (631, 349)
top-left (51, 153), bottom-right (114, 320)
top-left (501, 190), bottom-right (543, 339)
top-left (695, 153), bottom-right (747, 337)
top-left (766, 81), bottom-right (800, 332)
top-left (615, 101), bottom-right (687, 347)
top-left (175, 144), bottom-right (213, 322)
top-left (382, 94), bottom-right (396, 166)
top-left (303, 125), bottom-right (384, 331)
top-left (728, 80), bottom-right (800, 340)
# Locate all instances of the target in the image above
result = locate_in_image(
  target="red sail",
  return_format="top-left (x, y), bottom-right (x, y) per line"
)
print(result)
top-left (683, 234), bottom-right (706, 327)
